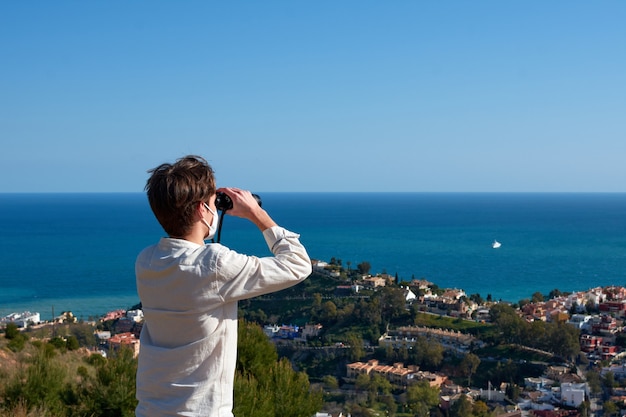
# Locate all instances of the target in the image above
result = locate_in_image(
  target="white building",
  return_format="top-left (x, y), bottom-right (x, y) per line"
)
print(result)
top-left (126, 309), bottom-right (144, 322)
top-left (1, 311), bottom-right (41, 328)
top-left (560, 382), bottom-right (588, 407)
top-left (567, 314), bottom-right (593, 331)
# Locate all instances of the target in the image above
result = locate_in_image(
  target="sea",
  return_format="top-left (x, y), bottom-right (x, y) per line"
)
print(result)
top-left (1, 192), bottom-right (625, 321)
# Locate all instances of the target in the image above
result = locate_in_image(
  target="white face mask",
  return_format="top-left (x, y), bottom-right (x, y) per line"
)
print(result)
top-left (202, 203), bottom-right (219, 240)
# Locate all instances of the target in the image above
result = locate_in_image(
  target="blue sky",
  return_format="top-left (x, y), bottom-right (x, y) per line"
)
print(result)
top-left (1, 1), bottom-right (625, 192)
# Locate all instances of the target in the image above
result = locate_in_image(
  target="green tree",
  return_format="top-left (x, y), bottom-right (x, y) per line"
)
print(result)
top-left (66, 335), bottom-right (80, 351)
top-left (450, 394), bottom-right (473, 417)
top-left (357, 261), bottom-right (371, 275)
top-left (236, 321), bottom-right (278, 376)
top-left (375, 286), bottom-right (409, 324)
top-left (346, 332), bottom-right (366, 362)
top-left (234, 373), bottom-right (274, 417)
top-left (531, 292), bottom-right (544, 303)
top-left (603, 400), bottom-right (618, 417)
top-left (234, 320), bottom-right (322, 417)
top-left (546, 321), bottom-right (580, 360)
top-left (490, 303), bottom-right (525, 344)
top-left (320, 300), bottom-right (338, 323)
top-left (586, 370), bottom-right (602, 395)
top-left (80, 346), bottom-right (138, 417)
top-left (4, 322), bottom-right (27, 352)
top-left (4, 322), bottom-right (20, 339)
top-left (603, 371), bottom-right (617, 392)
top-left (406, 380), bottom-right (440, 417)
top-left (272, 358), bottom-right (323, 417)
top-left (355, 373), bottom-right (371, 394)
top-left (411, 336), bottom-right (444, 369)
top-left (70, 322), bottom-right (97, 347)
top-left (548, 289), bottom-right (563, 299)
top-left (354, 298), bottom-right (382, 329)
top-left (505, 383), bottom-right (521, 401)
top-left (3, 343), bottom-right (66, 415)
top-left (460, 353), bottom-right (480, 387)
top-left (473, 400), bottom-right (490, 417)
top-left (322, 375), bottom-right (339, 389)
top-left (579, 400), bottom-right (591, 417)
top-left (469, 293), bottom-right (484, 305)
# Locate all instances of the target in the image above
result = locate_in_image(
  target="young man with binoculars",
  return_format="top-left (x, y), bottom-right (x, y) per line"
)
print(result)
top-left (135, 155), bottom-right (311, 417)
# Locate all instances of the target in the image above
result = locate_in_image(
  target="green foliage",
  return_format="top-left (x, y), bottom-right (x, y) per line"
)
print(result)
top-left (450, 394), bottom-right (473, 417)
top-left (4, 322), bottom-right (20, 339)
top-left (413, 311), bottom-right (490, 334)
top-left (0, 339), bottom-right (137, 417)
top-left (406, 380), bottom-right (440, 417)
top-left (4, 323), bottom-right (28, 352)
top-left (234, 320), bottom-right (323, 417)
top-left (410, 336), bottom-right (444, 370)
top-left (48, 336), bottom-right (66, 350)
top-left (345, 332), bottom-right (366, 361)
top-left (603, 400), bottom-right (618, 417)
top-left (3, 343), bottom-right (67, 415)
top-left (234, 373), bottom-right (275, 417)
top-left (7, 334), bottom-right (26, 352)
top-left (322, 375), bottom-right (339, 389)
top-left (357, 261), bottom-right (371, 275)
top-left (489, 303), bottom-right (580, 359)
top-left (66, 335), bottom-right (80, 351)
top-left (236, 320), bottom-right (278, 376)
top-left (459, 353), bottom-right (480, 386)
top-left (69, 322), bottom-right (97, 347)
top-left (80, 347), bottom-right (138, 417)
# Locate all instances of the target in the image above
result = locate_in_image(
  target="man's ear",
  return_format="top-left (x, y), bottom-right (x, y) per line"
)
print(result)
top-left (196, 201), bottom-right (206, 218)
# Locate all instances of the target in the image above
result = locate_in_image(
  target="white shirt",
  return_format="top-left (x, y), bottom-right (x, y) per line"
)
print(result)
top-left (135, 226), bottom-right (311, 417)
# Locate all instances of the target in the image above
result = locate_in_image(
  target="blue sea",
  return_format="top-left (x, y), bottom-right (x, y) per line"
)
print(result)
top-left (1, 193), bottom-right (626, 321)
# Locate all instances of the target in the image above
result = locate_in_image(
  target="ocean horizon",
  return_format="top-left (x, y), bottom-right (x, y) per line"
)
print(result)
top-left (1, 192), bottom-right (625, 321)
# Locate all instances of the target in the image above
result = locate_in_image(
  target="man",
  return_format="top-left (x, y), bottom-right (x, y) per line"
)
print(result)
top-left (135, 155), bottom-right (311, 417)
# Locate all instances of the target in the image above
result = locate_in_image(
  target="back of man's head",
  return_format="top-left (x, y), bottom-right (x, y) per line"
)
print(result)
top-left (145, 155), bottom-right (216, 237)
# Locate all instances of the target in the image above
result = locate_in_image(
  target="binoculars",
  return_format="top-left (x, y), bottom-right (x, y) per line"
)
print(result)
top-left (215, 192), bottom-right (262, 212)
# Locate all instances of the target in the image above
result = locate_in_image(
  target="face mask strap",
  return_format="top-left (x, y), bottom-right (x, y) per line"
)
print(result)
top-left (203, 202), bottom-right (227, 244)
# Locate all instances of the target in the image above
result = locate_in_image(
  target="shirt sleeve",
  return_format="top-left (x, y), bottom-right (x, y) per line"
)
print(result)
top-left (213, 226), bottom-right (312, 303)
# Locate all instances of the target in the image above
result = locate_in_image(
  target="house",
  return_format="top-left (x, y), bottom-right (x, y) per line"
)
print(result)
top-left (95, 330), bottom-right (111, 346)
top-left (601, 364), bottom-right (626, 380)
top-left (592, 314), bottom-right (618, 335)
top-left (362, 276), bottom-right (386, 288)
top-left (126, 309), bottom-right (144, 322)
top-left (379, 326), bottom-right (482, 353)
top-left (115, 317), bottom-right (134, 333)
top-left (346, 359), bottom-right (420, 386)
top-left (263, 324), bottom-right (280, 338)
top-left (102, 309), bottom-right (126, 322)
top-left (410, 371), bottom-right (447, 388)
top-left (402, 287), bottom-right (417, 302)
top-left (277, 324), bottom-right (299, 339)
top-left (560, 382), bottom-right (588, 407)
top-left (580, 334), bottom-right (603, 353)
top-left (568, 314), bottom-right (592, 331)
top-left (601, 343), bottom-right (619, 361)
top-left (108, 332), bottom-right (140, 357)
top-left (524, 377), bottom-right (554, 390)
top-left (599, 300), bottom-right (626, 317)
top-left (302, 323), bottom-right (322, 339)
top-left (1, 311), bottom-right (41, 328)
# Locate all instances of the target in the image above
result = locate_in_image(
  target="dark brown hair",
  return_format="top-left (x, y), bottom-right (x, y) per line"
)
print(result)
top-left (145, 155), bottom-right (216, 237)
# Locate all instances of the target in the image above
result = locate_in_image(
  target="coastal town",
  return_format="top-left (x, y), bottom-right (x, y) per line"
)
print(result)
top-left (3, 259), bottom-right (626, 417)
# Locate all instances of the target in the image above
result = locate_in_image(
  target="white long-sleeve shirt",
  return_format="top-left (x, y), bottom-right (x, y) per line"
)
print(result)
top-left (135, 226), bottom-right (311, 417)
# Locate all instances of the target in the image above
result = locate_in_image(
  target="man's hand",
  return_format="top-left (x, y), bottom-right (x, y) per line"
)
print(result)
top-left (217, 187), bottom-right (277, 231)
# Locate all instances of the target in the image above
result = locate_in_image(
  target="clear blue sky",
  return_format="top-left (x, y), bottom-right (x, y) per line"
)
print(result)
top-left (1, 1), bottom-right (625, 192)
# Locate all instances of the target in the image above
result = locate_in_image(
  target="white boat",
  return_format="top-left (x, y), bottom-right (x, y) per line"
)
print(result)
top-left (492, 240), bottom-right (501, 249)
